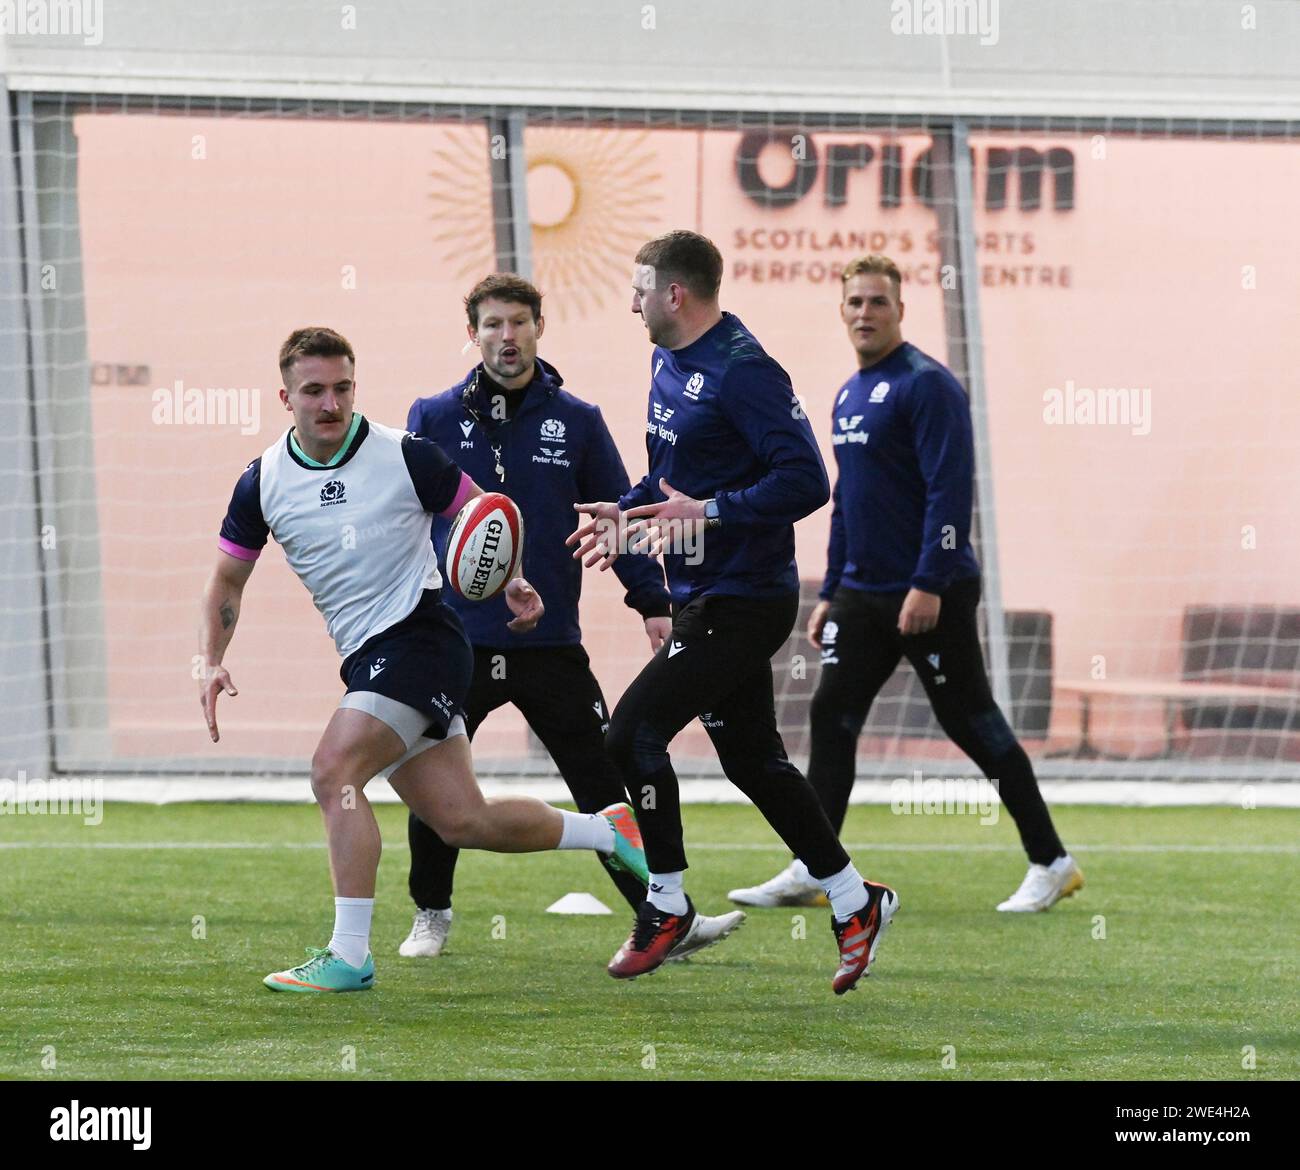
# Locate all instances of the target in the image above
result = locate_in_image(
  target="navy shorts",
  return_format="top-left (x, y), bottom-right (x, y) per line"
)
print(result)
top-left (338, 590), bottom-right (474, 744)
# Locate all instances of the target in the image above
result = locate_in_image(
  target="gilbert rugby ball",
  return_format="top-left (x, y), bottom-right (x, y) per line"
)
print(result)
top-left (445, 492), bottom-right (524, 602)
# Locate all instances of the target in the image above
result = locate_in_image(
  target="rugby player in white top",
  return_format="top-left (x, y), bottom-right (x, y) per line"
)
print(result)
top-left (198, 328), bottom-right (648, 993)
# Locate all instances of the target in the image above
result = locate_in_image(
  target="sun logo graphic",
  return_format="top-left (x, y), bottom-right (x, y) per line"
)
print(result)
top-left (540, 418), bottom-right (565, 441)
top-left (428, 126), bottom-right (664, 321)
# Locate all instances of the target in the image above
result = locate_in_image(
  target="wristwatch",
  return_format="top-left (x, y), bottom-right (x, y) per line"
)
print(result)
top-left (703, 498), bottom-right (722, 529)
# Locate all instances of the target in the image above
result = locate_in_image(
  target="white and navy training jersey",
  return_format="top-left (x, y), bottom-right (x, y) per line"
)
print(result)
top-left (218, 415), bottom-right (473, 656)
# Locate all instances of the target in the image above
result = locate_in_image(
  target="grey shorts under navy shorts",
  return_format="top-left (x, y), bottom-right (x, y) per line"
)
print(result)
top-left (337, 590), bottom-right (474, 778)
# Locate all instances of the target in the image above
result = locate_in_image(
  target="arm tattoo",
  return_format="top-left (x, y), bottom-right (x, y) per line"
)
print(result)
top-left (219, 603), bottom-right (235, 630)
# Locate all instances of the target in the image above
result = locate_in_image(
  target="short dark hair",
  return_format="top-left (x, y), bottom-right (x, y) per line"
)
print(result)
top-left (634, 230), bottom-right (724, 300)
top-left (464, 273), bottom-right (543, 328)
top-left (278, 327), bottom-right (355, 381)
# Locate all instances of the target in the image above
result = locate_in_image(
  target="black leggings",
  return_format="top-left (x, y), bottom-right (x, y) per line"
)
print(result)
top-left (407, 646), bottom-right (644, 911)
top-left (604, 593), bottom-right (850, 879)
top-left (808, 578), bottom-right (1065, 865)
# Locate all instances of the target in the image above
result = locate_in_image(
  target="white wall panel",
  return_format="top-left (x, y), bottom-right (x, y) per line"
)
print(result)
top-left (2, 0), bottom-right (1297, 118)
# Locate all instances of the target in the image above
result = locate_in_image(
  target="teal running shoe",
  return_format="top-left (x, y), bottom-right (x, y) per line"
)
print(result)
top-left (599, 802), bottom-right (648, 885)
top-left (263, 946), bottom-right (374, 993)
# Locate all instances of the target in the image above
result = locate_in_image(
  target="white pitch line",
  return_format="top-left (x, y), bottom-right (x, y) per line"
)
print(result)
top-left (0, 841), bottom-right (1294, 854)
top-left (49, 778), bottom-right (1300, 807)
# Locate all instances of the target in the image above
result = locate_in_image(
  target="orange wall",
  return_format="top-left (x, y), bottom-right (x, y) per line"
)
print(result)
top-left (73, 115), bottom-right (1300, 761)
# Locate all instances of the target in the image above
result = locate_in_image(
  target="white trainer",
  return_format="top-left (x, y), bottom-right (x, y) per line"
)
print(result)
top-left (666, 909), bottom-right (746, 962)
top-left (727, 860), bottom-right (828, 908)
top-left (996, 855), bottom-right (1085, 912)
top-left (398, 908), bottom-right (453, 957)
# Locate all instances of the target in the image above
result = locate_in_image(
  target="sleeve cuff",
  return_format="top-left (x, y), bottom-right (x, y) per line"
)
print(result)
top-left (910, 575), bottom-right (947, 594)
top-left (218, 538), bottom-right (261, 562)
top-left (438, 471), bottom-right (477, 519)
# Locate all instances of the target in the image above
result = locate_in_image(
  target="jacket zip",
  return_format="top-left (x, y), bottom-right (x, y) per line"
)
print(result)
top-left (461, 368), bottom-right (551, 486)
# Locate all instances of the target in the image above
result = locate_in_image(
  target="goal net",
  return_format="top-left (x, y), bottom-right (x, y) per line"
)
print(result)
top-left (7, 94), bottom-right (1300, 789)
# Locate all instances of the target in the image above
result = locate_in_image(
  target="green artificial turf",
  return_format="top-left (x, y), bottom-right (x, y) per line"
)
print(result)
top-left (1, 802), bottom-right (1296, 1080)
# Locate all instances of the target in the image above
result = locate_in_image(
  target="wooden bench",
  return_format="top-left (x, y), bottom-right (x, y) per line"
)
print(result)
top-left (1051, 679), bottom-right (1299, 760)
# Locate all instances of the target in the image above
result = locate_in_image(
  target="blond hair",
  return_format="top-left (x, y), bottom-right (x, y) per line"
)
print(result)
top-left (841, 254), bottom-right (902, 300)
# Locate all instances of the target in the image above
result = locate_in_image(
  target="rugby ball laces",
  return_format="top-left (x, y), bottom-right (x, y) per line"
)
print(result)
top-left (446, 492), bottom-right (524, 602)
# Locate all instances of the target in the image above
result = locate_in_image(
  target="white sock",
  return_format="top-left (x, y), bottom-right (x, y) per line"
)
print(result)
top-left (647, 871), bottom-right (688, 915)
top-left (328, 897), bottom-right (374, 967)
top-left (821, 863), bottom-right (869, 921)
top-left (558, 809), bottom-right (616, 853)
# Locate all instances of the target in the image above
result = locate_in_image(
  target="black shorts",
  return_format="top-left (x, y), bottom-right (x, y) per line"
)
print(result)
top-left (338, 589), bottom-right (474, 741)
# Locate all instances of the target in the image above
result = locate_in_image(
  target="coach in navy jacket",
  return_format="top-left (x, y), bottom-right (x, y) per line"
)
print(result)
top-left (399, 287), bottom-right (707, 953)
top-left (408, 356), bottom-right (672, 646)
